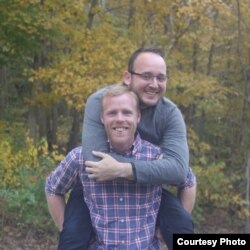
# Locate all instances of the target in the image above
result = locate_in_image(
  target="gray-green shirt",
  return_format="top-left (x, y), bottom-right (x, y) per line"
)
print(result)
top-left (82, 86), bottom-right (189, 185)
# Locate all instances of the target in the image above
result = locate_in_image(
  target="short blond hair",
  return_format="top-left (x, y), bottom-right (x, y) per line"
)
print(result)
top-left (101, 84), bottom-right (140, 112)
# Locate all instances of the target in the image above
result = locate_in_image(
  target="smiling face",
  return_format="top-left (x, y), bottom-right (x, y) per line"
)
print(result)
top-left (101, 91), bottom-right (140, 154)
top-left (123, 52), bottom-right (167, 108)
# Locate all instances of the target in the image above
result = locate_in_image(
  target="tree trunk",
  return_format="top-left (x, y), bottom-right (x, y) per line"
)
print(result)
top-left (67, 108), bottom-right (81, 153)
top-left (51, 105), bottom-right (58, 146)
top-left (87, 0), bottom-right (99, 29)
top-left (127, 0), bottom-right (136, 29)
top-left (38, 107), bottom-right (47, 138)
top-left (28, 105), bottom-right (38, 140)
top-left (192, 40), bottom-right (198, 73)
top-left (245, 150), bottom-right (250, 232)
top-left (0, 67), bottom-right (6, 119)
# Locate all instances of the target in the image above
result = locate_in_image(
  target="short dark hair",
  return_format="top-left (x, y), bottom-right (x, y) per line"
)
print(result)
top-left (127, 47), bottom-right (166, 73)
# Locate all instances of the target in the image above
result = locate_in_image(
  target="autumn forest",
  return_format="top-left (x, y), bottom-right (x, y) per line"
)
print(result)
top-left (0, 0), bottom-right (250, 247)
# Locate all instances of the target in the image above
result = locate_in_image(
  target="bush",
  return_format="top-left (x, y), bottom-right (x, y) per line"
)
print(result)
top-left (193, 162), bottom-right (247, 230)
top-left (0, 123), bottom-right (64, 231)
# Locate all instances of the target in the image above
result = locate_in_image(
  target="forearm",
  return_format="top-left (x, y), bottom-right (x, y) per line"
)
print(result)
top-left (177, 180), bottom-right (197, 213)
top-left (132, 100), bottom-right (189, 184)
top-left (46, 193), bottom-right (66, 231)
top-left (109, 152), bottom-right (188, 184)
top-left (82, 87), bottom-right (110, 161)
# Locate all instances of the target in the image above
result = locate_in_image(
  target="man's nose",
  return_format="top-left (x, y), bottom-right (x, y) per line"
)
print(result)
top-left (149, 76), bottom-right (159, 87)
top-left (116, 112), bottom-right (124, 121)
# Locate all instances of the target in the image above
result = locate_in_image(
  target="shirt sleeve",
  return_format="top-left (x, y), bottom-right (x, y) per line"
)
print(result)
top-left (82, 89), bottom-right (189, 185)
top-left (133, 103), bottom-right (189, 184)
top-left (176, 167), bottom-right (196, 190)
top-left (45, 148), bottom-right (81, 195)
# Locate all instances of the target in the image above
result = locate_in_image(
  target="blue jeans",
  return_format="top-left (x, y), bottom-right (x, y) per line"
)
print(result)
top-left (58, 188), bottom-right (193, 250)
top-left (157, 189), bottom-right (194, 250)
top-left (58, 187), bottom-right (93, 250)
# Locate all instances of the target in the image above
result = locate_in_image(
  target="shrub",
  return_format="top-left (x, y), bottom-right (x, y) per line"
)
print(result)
top-left (0, 122), bottom-right (64, 231)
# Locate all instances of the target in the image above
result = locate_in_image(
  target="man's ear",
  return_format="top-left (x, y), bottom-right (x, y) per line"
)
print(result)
top-left (123, 71), bottom-right (132, 86)
top-left (137, 112), bottom-right (141, 124)
top-left (101, 115), bottom-right (104, 124)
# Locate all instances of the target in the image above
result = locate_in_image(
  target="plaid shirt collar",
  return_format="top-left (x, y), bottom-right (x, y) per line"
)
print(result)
top-left (108, 132), bottom-right (142, 157)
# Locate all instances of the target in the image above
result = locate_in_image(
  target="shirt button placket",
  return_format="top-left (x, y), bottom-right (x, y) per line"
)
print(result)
top-left (119, 197), bottom-right (126, 247)
top-left (119, 217), bottom-right (126, 246)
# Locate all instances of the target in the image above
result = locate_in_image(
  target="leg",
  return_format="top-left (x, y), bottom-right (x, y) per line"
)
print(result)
top-left (157, 189), bottom-right (194, 250)
top-left (58, 186), bottom-right (93, 250)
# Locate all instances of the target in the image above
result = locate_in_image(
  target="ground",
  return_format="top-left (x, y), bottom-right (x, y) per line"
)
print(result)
top-left (0, 228), bottom-right (167, 250)
top-left (0, 228), bottom-right (169, 250)
top-left (0, 214), bottom-right (245, 250)
top-left (0, 226), bottom-right (245, 250)
top-left (0, 224), bottom-right (57, 250)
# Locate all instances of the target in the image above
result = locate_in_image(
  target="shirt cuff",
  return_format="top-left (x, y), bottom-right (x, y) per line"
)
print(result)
top-left (131, 162), bottom-right (137, 182)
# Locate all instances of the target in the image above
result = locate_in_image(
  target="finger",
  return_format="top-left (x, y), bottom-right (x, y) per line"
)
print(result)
top-left (87, 173), bottom-right (96, 179)
top-left (92, 151), bottom-right (108, 158)
top-left (85, 161), bottom-right (98, 167)
top-left (85, 167), bottom-right (94, 174)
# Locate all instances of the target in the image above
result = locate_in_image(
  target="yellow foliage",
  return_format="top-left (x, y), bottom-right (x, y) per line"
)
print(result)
top-left (193, 163), bottom-right (248, 219)
top-left (168, 70), bottom-right (228, 118)
top-left (28, 22), bottom-right (134, 110)
top-left (0, 141), bottom-right (18, 187)
top-left (0, 134), bottom-right (64, 188)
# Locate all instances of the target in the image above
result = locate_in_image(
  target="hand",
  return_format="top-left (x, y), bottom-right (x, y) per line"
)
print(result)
top-left (85, 151), bottom-right (123, 181)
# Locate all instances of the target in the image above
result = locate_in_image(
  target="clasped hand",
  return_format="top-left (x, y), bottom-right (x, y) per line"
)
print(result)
top-left (85, 151), bottom-right (121, 181)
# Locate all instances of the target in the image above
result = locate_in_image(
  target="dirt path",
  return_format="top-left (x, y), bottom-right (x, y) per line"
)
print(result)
top-left (0, 224), bottom-right (170, 250)
top-left (0, 225), bottom-right (57, 250)
top-left (0, 219), bottom-right (244, 249)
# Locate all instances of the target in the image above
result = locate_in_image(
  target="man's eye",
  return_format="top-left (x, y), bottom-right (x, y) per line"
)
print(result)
top-left (107, 111), bottom-right (116, 116)
top-left (157, 75), bottom-right (166, 82)
top-left (123, 110), bottom-right (132, 115)
top-left (142, 74), bottom-right (152, 80)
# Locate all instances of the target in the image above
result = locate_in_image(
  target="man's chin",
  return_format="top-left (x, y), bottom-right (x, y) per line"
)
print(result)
top-left (141, 98), bottom-right (159, 107)
top-left (111, 138), bottom-right (128, 146)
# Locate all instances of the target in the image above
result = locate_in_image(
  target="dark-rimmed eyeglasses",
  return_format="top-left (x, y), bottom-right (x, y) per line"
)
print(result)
top-left (129, 71), bottom-right (167, 83)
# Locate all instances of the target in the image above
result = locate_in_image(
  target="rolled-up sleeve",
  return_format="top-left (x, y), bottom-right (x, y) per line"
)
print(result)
top-left (177, 167), bottom-right (196, 190)
top-left (45, 148), bottom-right (82, 195)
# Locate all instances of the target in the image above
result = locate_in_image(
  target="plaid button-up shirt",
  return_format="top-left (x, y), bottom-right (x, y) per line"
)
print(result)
top-left (46, 134), bottom-right (162, 249)
top-left (46, 133), bottom-right (196, 249)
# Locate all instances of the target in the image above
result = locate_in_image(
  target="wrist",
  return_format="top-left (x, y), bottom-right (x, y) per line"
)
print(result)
top-left (118, 162), bottom-right (134, 180)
